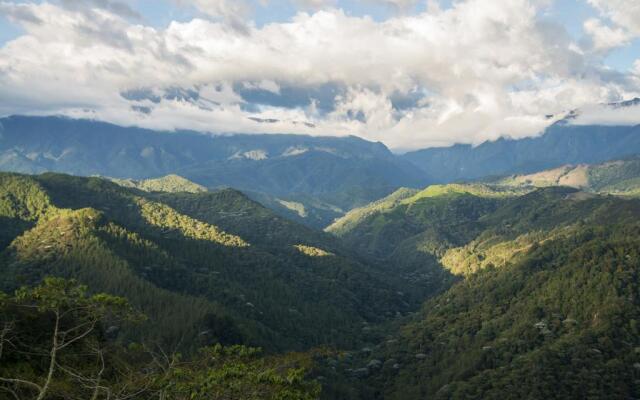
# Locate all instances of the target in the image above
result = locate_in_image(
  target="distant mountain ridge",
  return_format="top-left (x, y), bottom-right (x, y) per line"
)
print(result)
top-left (3, 114), bottom-right (640, 228)
top-left (403, 122), bottom-right (640, 183)
top-left (0, 115), bottom-right (426, 226)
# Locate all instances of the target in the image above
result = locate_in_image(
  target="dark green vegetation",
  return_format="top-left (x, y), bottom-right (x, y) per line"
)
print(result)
top-left (0, 278), bottom-right (321, 399)
top-left (109, 174), bottom-right (342, 229)
top-left (0, 172), bottom-right (417, 354)
top-left (326, 184), bottom-right (529, 294)
top-left (4, 158), bottom-right (640, 398)
top-left (381, 223), bottom-right (640, 399)
top-left (325, 183), bottom-right (640, 399)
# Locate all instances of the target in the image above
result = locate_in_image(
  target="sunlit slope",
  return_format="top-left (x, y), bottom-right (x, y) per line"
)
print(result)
top-left (0, 172), bottom-right (417, 351)
top-left (495, 157), bottom-right (640, 196)
top-left (323, 183), bottom-right (640, 399)
top-left (382, 220), bottom-right (640, 399)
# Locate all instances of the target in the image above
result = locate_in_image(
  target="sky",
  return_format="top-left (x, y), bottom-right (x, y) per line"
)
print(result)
top-left (0, 0), bottom-right (639, 151)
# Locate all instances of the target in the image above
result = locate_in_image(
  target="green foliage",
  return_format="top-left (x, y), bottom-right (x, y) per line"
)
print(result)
top-left (5, 167), bottom-right (640, 399)
top-left (320, 182), bottom-right (640, 399)
top-left (0, 172), bottom-right (416, 353)
top-left (111, 174), bottom-right (208, 193)
top-left (163, 344), bottom-right (321, 400)
top-left (0, 173), bottom-right (55, 221)
top-left (0, 278), bottom-right (321, 400)
top-left (294, 244), bottom-right (334, 257)
top-left (326, 187), bottom-right (418, 237)
top-left (137, 198), bottom-right (250, 247)
top-left (326, 184), bottom-right (513, 298)
top-left (0, 278), bottom-right (138, 400)
top-left (381, 224), bottom-right (640, 399)
top-left (0, 173), bottom-right (58, 249)
top-left (401, 184), bottom-right (526, 203)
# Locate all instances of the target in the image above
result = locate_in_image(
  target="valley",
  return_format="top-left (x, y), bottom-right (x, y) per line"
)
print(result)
top-left (3, 1), bottom-right (640, 397)
top-left (1, 117), bottom-right (640, 399)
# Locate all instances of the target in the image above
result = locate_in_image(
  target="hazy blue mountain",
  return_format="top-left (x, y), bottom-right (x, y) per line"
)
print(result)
top-left (0, 116), bottom-right (426, 219)
top-left (5, 114), bottom-right (640, 229)
top-left (403, 120), bottom-right (640, 183)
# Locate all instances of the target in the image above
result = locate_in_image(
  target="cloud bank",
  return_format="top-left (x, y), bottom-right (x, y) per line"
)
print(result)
top-left (0, 0), bottom-right (639, 150)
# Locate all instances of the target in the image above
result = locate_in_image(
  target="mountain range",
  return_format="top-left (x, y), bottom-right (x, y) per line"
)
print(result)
top-left (2, 111), bottom-right (640, 399)
top-left (2, 113), bottom-right (640, 227)
top-left (404, 122), bottom-right (640, 183)
top-left (0, 115), bottom-right (425, 227)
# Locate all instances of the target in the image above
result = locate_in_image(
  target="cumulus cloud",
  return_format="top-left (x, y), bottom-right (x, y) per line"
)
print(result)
top-left (583, 18), bottom-right (630, 51)
top-left (584, 0), bottom-right (640, 53)
top-left (0, 2), bottom-right (43, 24)
top-left (0, 0), bottom-right (639, 150)
top-left (571, 102), bottom-right (640, 127)
top-left (587, 0), bottom-right (640, 36)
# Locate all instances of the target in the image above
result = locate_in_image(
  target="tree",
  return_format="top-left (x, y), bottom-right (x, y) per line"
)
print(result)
top-left (157, 344), bottom-right (321, 400)
top-left (0, 277), bottom-right (138, 400)
top-left (0, 278), bottom-right (322, 400)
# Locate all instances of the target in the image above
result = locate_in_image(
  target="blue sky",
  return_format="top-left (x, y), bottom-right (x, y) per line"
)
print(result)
top-left (0, 0), bottom-right (639, 149)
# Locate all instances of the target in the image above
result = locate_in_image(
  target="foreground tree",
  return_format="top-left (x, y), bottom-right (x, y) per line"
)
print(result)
top-left (0, 278), bottom-right (321, 400)
top-left (152, 344), bottom-right (321, 400)
top-left (0, 277), bottom-right (138, 399)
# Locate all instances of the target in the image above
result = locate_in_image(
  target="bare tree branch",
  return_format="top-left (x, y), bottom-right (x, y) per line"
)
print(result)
top-left (36, 308), bottom-right (60, 400)
top-left (0, 377), bottom-right (43, 392)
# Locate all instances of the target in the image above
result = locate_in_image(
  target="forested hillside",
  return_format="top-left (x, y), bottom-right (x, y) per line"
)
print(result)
top-left (324, 183), bottom-right (640, 399)
top-left (110, 174), bottom-right (208, 193)
top-left (379, 222), bottom-right (640, 399)
top-left (4, 170), bottom-right (640, 399)
top-left (0, 172), bottom-right (417, 353)
top-left (326, 184), bottom-right (530, 294)
top-left (494, 156), bottom-right (640, 196)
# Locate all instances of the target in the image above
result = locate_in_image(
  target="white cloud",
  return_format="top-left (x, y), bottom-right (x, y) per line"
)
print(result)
top-left (571, 103), bottom-right (640, 126)
top-left (289, 0), bottom-right (419, 12)
top-left (587, 0), bottom-right (640, 36)
top-left (583, 18), bottom-right (630, 51)
top-left (290, 0), bottom-right (337, 10)
top-left (0, 0), bottom-right (638, 150)
top-left (585, 0), bottom-right (640, 53)
top-left (363, 0), bottom-right (420, 10)
top-left (173, 0), bottom-right (252, 32)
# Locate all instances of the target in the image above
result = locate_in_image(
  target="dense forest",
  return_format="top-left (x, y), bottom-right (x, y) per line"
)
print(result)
top-left (0, 173), bottom-right (422, 352)
top-left (2, 170), bottom-right (640, 398)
